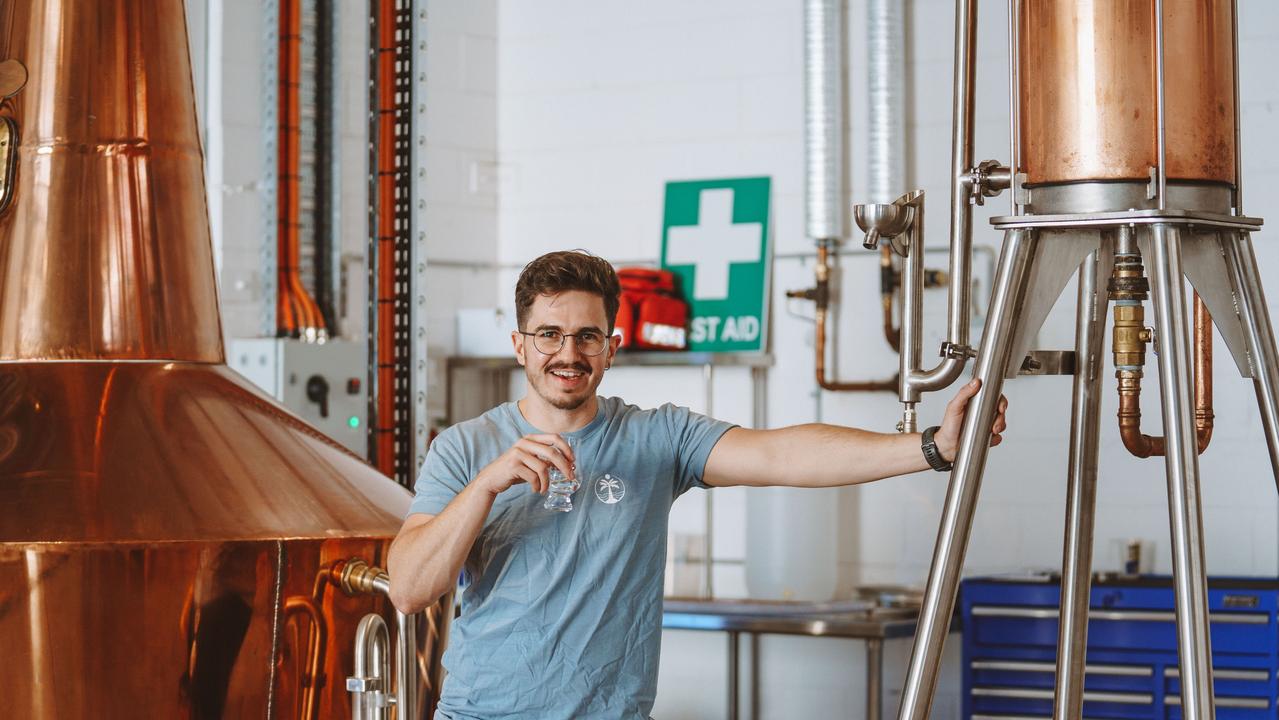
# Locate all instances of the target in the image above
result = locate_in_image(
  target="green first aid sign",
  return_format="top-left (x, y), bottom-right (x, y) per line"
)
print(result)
top-left (661, 177), bottom-right (771, 353)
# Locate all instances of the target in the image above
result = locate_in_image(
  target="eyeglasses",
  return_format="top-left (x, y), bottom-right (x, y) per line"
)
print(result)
top-left (517, 329), bottom-right (609, 356)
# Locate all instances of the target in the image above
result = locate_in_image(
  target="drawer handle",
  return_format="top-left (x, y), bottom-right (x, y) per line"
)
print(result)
top-left (1166, 694), bottom-right (1271, 709)
top-left (971, 659), bottom-right (1152, 677)
top-left (971, 605), bottom-right (1269, 624)
top-left (971, 716), bottom-right (1108, 720)
top-left (1165, 667), bottom-right (1270, 682)
top-left (972, 687), bottom-right (1153, 705)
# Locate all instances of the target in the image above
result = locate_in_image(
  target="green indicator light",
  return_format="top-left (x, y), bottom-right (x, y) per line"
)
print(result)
top-left (348, 416), bottom-right (361, 429)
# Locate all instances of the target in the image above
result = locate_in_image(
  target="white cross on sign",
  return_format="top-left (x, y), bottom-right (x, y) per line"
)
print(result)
top-left (664, 188), bottom-right (763, 300)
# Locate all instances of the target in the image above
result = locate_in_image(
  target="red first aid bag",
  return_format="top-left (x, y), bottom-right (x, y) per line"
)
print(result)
top-left (614, 268), bottom-right (688, 350)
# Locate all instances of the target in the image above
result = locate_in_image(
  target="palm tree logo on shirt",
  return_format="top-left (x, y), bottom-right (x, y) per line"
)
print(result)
top-left (595, 474), bottom-right (626, 504)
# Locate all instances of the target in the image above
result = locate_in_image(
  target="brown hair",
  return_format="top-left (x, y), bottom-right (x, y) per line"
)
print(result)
top-left (515, 250), bottom-right (621, 332)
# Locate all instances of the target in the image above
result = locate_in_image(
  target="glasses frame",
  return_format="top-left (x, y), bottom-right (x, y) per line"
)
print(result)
top-left (516, 329), bottom-right (610, 357)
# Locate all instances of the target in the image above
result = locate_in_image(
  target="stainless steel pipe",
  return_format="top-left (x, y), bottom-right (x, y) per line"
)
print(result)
top-left (1147, 224), bottom-right (1216, 719)
top-left (342, 560), bottom-right (425, 719)
top-left (1052, 247), bottom-right (1109, 719)
top-left (866, 638), bottom-right (884, 720)
top-left (943, 0), bottom-right (977, 357)
top-left (1155, 0), bottom-right (1169, 209)
top-left (898, 193), bottom-right (927, 430)
top-left (349, 614), bottom-right (392, 720)
top-left (897, 228), bottom-right (1037, 720)
top-left (1225, 232), bottom-right (1279, 487)
top-left (885, 0), bottom-right (980, 408)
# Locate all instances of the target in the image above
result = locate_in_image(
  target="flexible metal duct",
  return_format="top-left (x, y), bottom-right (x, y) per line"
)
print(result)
top-left (804, 0), bottom-right (846, 242)
top-left (867, 0), bottom-right (906, 203)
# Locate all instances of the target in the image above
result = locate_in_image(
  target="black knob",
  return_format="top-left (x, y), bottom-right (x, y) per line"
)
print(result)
top-left (305, 374), bottom-right (330, 418)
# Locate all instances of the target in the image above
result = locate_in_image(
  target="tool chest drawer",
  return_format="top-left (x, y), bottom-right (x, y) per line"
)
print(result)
top-left (961, 575), bottom-right (1279, 719)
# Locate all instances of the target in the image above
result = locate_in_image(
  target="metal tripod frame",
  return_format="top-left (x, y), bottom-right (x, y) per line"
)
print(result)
top-left (895, 208), bottom-right (1273, 720)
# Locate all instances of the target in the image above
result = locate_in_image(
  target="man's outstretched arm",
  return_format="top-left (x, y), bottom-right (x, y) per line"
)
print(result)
top-left (703, 378), bottom-right (1007, 488)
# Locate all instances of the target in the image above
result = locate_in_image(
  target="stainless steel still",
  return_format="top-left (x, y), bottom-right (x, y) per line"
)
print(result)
top-left (874, 2), bottom-right (1272, 720)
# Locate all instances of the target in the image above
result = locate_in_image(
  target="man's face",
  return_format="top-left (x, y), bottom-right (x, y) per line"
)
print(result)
top-left (513, 290), bottom-right (619, 411)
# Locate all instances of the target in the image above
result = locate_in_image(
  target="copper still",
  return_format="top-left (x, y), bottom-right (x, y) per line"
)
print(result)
top-left (1019, 0), bottom-right (1236, 188)
top-left (1015, 0), bottom-right (1232, 457)
top-left (0, 1), bottom-right (447, 718)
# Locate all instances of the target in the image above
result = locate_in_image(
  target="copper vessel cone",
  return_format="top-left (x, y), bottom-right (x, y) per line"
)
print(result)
top-left (0, 2), bottom-right (445, 717)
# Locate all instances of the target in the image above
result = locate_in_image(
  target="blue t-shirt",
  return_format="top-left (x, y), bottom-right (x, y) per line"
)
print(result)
top-left (409, 397), bottom-right (735, 720)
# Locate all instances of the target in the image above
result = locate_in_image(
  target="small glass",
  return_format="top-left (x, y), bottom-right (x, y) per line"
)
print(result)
top-left (543, 436), bottom-right (580, 512)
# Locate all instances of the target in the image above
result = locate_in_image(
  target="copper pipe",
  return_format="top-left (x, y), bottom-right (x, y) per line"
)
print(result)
top-left (278, 0), bottom-right (300, 335)
top-left (1117, 293), bottom-right (1214, 457)
top-left (813, 243), bottom-right (897, 392)
top-left (292, 0), bottom-right (323, 336)
top-left (371, 0), bottom-right (403, 474)
top-left (283, 595), bottom-right (328, 720)
top-left (1194, 294), bottom-right (1215, 449)
top-left (880, 244), bottom-right (901, 353)
top-left (277, 0), bottom-right (325, 338)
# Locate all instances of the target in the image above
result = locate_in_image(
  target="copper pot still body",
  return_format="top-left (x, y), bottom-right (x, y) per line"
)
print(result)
top-left (1018, 0), bottom-right (1237, 190)
top-left (0, 2), bottom-right (446, 718)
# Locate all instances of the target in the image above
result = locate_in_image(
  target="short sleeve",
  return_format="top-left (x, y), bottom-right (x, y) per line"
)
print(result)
top-left (407, 428), bottom-right (471, 517)
top-left (660, 403), bottom-right (737, 497)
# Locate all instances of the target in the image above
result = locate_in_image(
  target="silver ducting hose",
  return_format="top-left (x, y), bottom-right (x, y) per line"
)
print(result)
top-left (868, 0), bottom-right (906, 203)
top-left (804, 0), bottom-right (845, 242)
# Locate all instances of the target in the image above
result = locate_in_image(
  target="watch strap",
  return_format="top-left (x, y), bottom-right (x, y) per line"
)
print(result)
top-left (921, 425), bottom-right (953, 472)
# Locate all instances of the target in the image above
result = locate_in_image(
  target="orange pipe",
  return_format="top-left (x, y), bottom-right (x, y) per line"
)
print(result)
top-left (277, 0), bottom-right (298, 334)
top-left (880, 244), bottom-right (901, 353)
top-left (277, 0), bottom-right (325, 337)
top-left (1118, 294), bottom-right (1214, 457)
top-left (372, 0), bottom-right (401, 474)
top-left (814, 243), bottom-right (897, 392)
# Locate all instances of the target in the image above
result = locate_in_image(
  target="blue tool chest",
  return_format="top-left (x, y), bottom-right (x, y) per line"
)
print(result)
top-left (960, 575), bottom-right (1279, 719)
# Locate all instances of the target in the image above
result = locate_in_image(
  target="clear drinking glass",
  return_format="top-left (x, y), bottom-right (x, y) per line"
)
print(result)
top-left (543, 436), bottom-right (580, 512)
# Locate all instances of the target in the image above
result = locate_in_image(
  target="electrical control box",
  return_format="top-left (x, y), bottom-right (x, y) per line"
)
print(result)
top-left (228, 338), bottom-right (368, 457)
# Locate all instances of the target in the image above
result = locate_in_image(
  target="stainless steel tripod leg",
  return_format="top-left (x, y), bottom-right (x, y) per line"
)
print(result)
top-left (897, 228), bottom-right (1037, 720)
top-left (1147, 223), bottom-right (1216, 720)
top-left (1223, 231), bottom-right (1279, 489)
top-left (1052, 246), bottom-right (1111, 719)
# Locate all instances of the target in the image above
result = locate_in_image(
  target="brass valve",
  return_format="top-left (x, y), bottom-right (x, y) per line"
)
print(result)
top-left (332, 557), bottom-right (389, 596)
top-left (1109, 252), bottom-right (1153, 371)
top-left (1113, 303), bottom-right (1153, 369)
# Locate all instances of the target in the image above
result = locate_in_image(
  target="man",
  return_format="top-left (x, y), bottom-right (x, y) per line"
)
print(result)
top-left (388, 250), bottom-right (1007, 719)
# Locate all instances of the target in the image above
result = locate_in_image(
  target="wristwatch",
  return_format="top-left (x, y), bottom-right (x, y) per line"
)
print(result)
top-left (921, 426), bottom-right (953, 472)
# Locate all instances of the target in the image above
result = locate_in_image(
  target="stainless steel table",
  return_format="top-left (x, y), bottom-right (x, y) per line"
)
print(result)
top-left (662, 598), bottom-right (953, 720)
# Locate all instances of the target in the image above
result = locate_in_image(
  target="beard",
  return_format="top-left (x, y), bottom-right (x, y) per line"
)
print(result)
top-left (527, 361), bottom-right (597, 411)
top-left (543, 391), bottom-right (590, 411)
